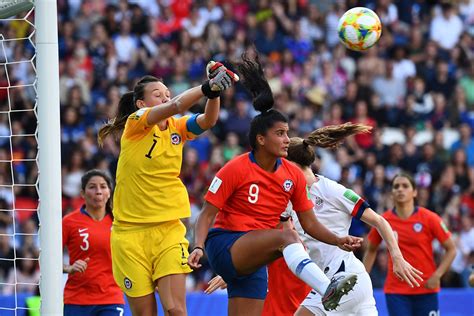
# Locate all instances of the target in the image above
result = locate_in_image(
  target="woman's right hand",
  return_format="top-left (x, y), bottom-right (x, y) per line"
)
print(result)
top-left (204, 275), bottom-right (227, 294)
top-left (187, 248), bottom-right (204, 269)
top-left (336, 235), bottom-right (363, 252)
top-left (67, 258), bottom-right (90, 274)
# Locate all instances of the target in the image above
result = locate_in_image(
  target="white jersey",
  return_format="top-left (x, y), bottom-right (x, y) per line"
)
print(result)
top-left (288, 175), bottom-right (368, 278)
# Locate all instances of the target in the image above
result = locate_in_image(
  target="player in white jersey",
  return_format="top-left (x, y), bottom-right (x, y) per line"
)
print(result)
top-left (284, 124), bottom-right (423, 316)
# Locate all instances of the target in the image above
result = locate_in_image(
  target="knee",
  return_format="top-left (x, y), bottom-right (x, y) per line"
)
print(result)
top-left (280, 229), bottom-right (300, 245)
top-left (166, 306), bottom-right (186, 316)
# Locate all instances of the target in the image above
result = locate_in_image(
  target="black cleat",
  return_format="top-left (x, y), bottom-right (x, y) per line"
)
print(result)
top-left (321, 273), bottom-right (358, 311)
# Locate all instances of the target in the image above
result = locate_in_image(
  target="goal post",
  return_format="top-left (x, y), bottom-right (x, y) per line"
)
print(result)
top-left (36, 0), bottom-right (62, 315)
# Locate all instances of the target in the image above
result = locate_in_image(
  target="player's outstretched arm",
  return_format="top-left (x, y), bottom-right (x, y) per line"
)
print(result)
top-left (296, 209), bottom-right (363, 251)
top-left (188, 201), bottom-right (220, 269)
top-left (146, 66), bottom-right (238, 126)
top-left (361, 208), bottom-right (423, 287)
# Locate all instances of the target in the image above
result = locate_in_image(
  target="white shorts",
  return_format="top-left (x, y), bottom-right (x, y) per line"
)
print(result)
top-left (301, 270), bottom-right (378, 316)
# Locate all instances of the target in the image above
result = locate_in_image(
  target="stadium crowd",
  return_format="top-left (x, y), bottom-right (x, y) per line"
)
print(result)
top-left (0, 0), bottom-right (473, 295)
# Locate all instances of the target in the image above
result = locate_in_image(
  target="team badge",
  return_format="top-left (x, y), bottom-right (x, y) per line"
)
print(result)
top-left (314, 196), bottom-right (324, 209)
top-left (124, 277), bottom-right (132, 289)
top-left (171, 133), bottom-right (181, 145)
top-left (413, 223), bottom-right (423, 233)
top-left (283, 180), bottom-right (294, 192)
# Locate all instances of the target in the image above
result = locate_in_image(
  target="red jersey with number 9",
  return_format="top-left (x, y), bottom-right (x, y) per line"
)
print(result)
top-left (205, 152), bottom-right (314, 231)
top-left (62, 208), bottom-right (124, 305)
top-left (367, 207), bottom-right (451, 294)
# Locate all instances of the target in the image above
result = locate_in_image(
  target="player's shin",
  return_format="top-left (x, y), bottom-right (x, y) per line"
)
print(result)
top-left (282, 243), bottom-right (330, 295)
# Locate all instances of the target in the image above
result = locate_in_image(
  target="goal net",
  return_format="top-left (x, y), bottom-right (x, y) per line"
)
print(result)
top-left (0, 7), bottom-right (40, 316)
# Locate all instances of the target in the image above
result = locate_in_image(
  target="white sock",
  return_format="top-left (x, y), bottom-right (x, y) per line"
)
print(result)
top-left (283, 243), bottom-right (330, 295)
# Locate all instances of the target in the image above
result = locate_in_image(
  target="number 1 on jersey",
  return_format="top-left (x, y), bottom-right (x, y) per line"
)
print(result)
top-left (145, 139), bottom-right (158, 158)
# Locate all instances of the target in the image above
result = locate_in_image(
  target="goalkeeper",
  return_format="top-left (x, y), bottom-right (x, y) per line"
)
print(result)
top-left (98, 64), bottom-right (237, 316)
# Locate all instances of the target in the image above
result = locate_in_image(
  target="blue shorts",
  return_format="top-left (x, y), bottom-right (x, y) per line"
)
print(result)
top-left (64, 304), bottom-right (125, 316)
top-left (385, 293), bottom-right (438, 316)
top-left (205, 228), bottom-right (268, 299)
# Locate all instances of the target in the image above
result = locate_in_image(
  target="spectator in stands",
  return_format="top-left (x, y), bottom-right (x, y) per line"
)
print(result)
top-left (0, 226), bottom-right (14, 285)
top-left (3, 249), bottom-right (39, 295)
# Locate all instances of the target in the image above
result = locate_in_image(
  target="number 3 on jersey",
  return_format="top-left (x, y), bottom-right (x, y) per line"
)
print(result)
top-left (79, 229), bottom-right (89, 251)
top-left (248, 184), bottom-right (259, 204)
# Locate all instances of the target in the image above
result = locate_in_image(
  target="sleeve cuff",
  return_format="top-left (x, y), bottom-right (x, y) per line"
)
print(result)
top-left (351, 200), bottom-right (370, 220)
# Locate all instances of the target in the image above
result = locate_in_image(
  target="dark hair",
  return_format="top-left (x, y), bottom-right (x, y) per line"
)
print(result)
top-left (287, 123), bottom-right (372, 167)
top-left (237, 50), bottom-right (274, 113)
top-left (391, 173), bottom-right (417, 190)
top-left (98, 75), bottom-right (162, 146)
top-left (81, 169), bottom-right (113, 216)
top-left (237, 49), bottom-right (287, 150)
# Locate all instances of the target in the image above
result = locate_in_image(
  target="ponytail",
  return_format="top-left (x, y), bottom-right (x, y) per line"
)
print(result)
top-left (237, 49), bottom-right (274, 113)
top-left (98, 92), bottom-right (135, 146)
top-left (304, 122), bottom-right (372, 148)
top-left (287, 123), bottom-right (372, 167)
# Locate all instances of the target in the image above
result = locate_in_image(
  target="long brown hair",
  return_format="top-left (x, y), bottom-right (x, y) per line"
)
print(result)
top-left (287, 123), bottom-right (372, 167)
top-left (98, 76), bottom-right (162, 146)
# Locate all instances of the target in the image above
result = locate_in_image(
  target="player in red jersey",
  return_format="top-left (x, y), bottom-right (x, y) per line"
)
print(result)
top-left (62, 170), bottom-right (125, 316)
top-left (364, 173), bottom-right (456, 316)
top-left (204, 218), bottom-right (311, 316)
top-left (188, 51), bottom-right (362, 316)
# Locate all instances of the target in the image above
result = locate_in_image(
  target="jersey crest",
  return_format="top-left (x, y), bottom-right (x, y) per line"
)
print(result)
top-left (413, 222), bottom-right (423, 233)
top-left (171, 133), bottom-right (182, 145)
top-left (283, 179), bottom-right (294, 192)
top-left (314, 196), bottom-right (324, 209)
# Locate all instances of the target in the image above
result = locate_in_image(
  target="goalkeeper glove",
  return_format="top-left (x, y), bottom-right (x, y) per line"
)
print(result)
top-left (201, 63), bottom-right (239, 99)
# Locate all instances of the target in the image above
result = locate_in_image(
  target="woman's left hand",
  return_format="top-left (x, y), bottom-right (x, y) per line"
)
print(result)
top-left (392, 257), bottom-right (424, 288)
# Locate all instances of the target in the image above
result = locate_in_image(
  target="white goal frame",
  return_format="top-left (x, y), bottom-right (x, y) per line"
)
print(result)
top-left (36, 0), bottom-right (62, 315)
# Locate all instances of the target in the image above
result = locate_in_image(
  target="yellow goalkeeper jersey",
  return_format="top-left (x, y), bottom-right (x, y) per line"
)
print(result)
top-left (113, 107), bottom-right (199, 227)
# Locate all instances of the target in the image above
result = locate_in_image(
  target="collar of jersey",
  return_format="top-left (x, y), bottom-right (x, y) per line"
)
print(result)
top-left (249, 151), bottom-right (282, 171)
top-left (80, 205), bottom-right (92, 218)
top-left (392, 206), bottom-right (419, 218)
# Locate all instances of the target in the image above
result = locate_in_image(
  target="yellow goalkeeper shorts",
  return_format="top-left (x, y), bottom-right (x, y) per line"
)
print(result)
top-left (110, 219), bottom-right (192, 297)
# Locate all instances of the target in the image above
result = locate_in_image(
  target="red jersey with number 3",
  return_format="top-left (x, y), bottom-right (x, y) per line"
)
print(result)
top-left (205, 152), bottom-right (313, 231)
top-left (367, 207), bottom-right (451, 294)
top-left (62, 207), bottom-right (124, 305)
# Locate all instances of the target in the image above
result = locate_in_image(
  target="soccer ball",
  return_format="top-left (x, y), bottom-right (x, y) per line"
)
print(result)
top-left (337, 7), bottom-right (382, 52)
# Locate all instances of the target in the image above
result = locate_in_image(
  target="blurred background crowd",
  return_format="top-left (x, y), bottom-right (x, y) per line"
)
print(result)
top-left (0, 0), bottom-right (473, 294)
